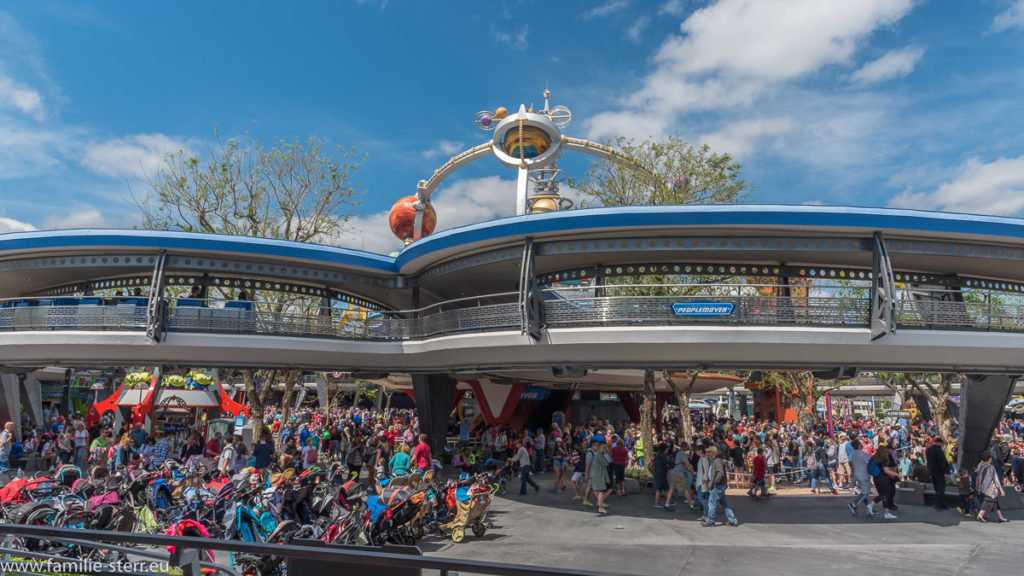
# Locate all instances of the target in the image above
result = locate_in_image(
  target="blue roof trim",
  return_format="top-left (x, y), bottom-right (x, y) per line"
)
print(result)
top-left (4, 206), bottom-right (1024, 277)
top-left (0, 229), bottom-right (396, 273)
top-left (395, 205), bottom-right (1024, 267)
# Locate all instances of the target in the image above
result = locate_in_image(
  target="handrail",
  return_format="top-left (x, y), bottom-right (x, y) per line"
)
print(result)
top-left (0, 284), bottom-right (1020, 338)
top-left (0, 524), bottom-right (635, 576)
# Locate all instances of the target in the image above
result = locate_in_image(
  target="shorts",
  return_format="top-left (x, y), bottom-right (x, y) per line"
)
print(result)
top-left (552, 459), bottom-right (565, 469)
top-left (571, 471), bottom-right (583, 483)
top-left (837, 462), bottom-right (852, 477)
top-left (612, 463), bottom-right (625, 484)
top-left (669, 472), bottom-right (690, 492)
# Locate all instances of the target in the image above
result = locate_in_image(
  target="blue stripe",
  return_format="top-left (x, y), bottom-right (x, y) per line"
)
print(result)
top-left (4, 206), bottom-right (1024, 276)
top-left (0, 229), bottom-right (395, 273)
top-left (395, 205), bottom-right (1024, 268)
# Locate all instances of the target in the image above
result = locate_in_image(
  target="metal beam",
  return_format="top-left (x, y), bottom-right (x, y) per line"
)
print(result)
top-left (146, 250), bottom-right (168, 343)
top-left (519, 238), bottom-right (543, 340)
top-left (870, 232), bottom-right (896, 340)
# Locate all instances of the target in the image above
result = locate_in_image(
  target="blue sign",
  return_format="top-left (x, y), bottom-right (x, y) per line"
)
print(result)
top-left (672, 301), bottom-right (734, 316)
top-left (234, 415), bottom-right (246, 428)
top-left (519, 387), bottom-right (551, 403)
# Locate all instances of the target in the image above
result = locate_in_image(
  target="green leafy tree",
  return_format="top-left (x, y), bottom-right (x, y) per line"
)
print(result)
top-left (572, 135), bottom-right (754, 468)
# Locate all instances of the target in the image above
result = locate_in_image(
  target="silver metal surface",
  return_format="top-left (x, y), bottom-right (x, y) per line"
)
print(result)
top-left (1, 282), bottom-right (1021, 339)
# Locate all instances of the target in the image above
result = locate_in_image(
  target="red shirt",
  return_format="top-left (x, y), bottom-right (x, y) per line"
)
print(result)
top-left (752, 455), bottom-right (767, 479)
top-left (610, 445), bottom-right (628, 466)
top-left (205, 438), bottom-right (221, 459)
top-left (412, 443), bottom-right (432, 470)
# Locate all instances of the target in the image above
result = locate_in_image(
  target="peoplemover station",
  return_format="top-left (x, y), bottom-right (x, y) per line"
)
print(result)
top-left (0, 94), bottom-right (1022, 471)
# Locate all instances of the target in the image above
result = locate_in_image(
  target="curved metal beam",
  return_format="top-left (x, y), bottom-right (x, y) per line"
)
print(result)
top-left (416, 142), bottom-right (494, 203)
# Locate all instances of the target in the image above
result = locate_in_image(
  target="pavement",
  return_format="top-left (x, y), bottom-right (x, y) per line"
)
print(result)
top-left (420, 475), bottom-right (1024, 576)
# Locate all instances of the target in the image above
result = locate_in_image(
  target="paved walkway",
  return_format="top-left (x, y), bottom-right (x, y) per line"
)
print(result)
top-left (423, 479), bottom-right (1023, 576)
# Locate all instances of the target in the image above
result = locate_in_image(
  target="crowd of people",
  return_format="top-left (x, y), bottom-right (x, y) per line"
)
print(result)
top-left (469, 412), bottom-right (1024, 526)
top-left (1, 401), bottom-right (1022, 528)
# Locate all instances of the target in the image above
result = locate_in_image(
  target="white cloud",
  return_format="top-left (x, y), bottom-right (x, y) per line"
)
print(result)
top-left (0, 216), bottom-right (37, 234)
top-left (335, 176), bottom-right (521, 254)
top-left (491, 25), bottom-right (529, 50)
top-left (699, 116), bottom-right (796, 159)
top-left (658, 0), bottom-right (686, 17)
top-left (421, 139), bottom-right (465, 160)
top-left (889, 155), bottom-right (1024, 216)
top-left (801, 200), bottom-right (824, 206)
top-left (43, 207), bottom-right (112, 229)
top-left (82, 133), bottom-right (189, 179)
top-left (0, 71), bottom-right (44, 120)
top-left (625, 15), bottom-right (650, 43)
top-left (850, 46), bottom-right (925, 85)
top-left (587, 0), bottom-right (916, 140)
top-left (992, 0), bottom-right (1024, 32)
top-left (0, 116), bottom-right (72, 179)
top-left (585, 0), bottom-right (630, 19)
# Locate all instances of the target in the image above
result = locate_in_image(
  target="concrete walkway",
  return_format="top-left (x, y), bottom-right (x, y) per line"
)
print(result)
top-left (422, 480), bottom-right (1023, 576)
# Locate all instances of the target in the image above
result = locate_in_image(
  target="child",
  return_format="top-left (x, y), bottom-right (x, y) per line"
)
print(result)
top-left (899, 452), bottom-right (914, 482)
top-left (569, 447), bottom-right (585, 501)
top-left (749, 448), bottom-right (770, 499)
top-left (956, 469), bottom-right (974, 517)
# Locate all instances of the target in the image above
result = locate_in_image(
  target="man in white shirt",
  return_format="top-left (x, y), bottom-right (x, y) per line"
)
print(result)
top-left (837, 434), bottom-right (852, 489)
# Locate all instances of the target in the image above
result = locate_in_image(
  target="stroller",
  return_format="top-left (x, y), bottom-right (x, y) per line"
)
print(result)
top-left (364, 485), bottom-right (423, 546)
top-left (439, 483), bottom-right (492, 543)
top-left (56, 464), bottom-right (82, 488)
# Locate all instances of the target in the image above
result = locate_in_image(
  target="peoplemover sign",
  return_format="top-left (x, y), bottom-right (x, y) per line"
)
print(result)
top-left (671, 301), bottom-right (735, 317)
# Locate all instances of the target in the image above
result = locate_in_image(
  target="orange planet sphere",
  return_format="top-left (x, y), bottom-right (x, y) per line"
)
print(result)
top-left (388, 196), bottom-right (437, 241)
top-left (494, 107), bottom-right (508, 120)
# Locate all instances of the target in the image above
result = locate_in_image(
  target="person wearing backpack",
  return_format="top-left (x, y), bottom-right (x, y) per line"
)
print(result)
top-left (870, 445), bottom-right (899, 519)
top-left (810, 439), bottom-right (839, 495)
top-left (301, 440), bottom-right (318, 470)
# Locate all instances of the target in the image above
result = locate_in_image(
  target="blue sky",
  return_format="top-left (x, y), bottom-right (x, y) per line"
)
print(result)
top-left (3, 0), bottom-right (1024, 253)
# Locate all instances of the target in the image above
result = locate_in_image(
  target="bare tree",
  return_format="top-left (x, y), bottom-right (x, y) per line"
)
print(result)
top-left (137, 132), bottom-right (364, 243)
top-left (138, 130), bottom-right (365, 416)
top-left (663, 371), bottom-right (700, 444)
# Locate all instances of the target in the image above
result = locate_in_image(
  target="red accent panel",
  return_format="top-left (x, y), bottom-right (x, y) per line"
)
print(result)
top-left (466, 380), bottom-right (527, 426)
top-left (452, 389), bottom-right (466, 410)
top-left (618, 392), bottom-right (640, 423)
top-left (87, 381), bottom-right (124, 429)
top-left (218, 381), bottom-right (250, 417)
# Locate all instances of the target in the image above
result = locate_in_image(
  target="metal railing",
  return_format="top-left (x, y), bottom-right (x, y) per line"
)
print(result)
top-left (0, 284), bottom-right (1022, 340)
top-left (0, 524), bottom-right (629, 576)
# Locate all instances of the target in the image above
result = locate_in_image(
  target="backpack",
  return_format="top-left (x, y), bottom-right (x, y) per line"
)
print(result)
top-left (867, 458), bottom-right (881, 477)
top-left (306, 447), bottom-right (318, 465)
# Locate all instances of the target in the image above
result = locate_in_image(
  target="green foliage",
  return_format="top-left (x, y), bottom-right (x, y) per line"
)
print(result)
top-left (570, 135), bottom-right (753, 208)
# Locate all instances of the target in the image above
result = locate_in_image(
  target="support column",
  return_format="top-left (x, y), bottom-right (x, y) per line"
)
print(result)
top-left (146, 249), bottom-right (169, 342)
top-left (411, 374), bottom-right (458, 455)
top-left (957, 374), bottom-right (1016, 471)
top-left (0, 373), bottom-right (21, 439)
top-left (870, 232), bottom-right (896, 340)
top-left (19, 373), bottom-right (43, 430)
